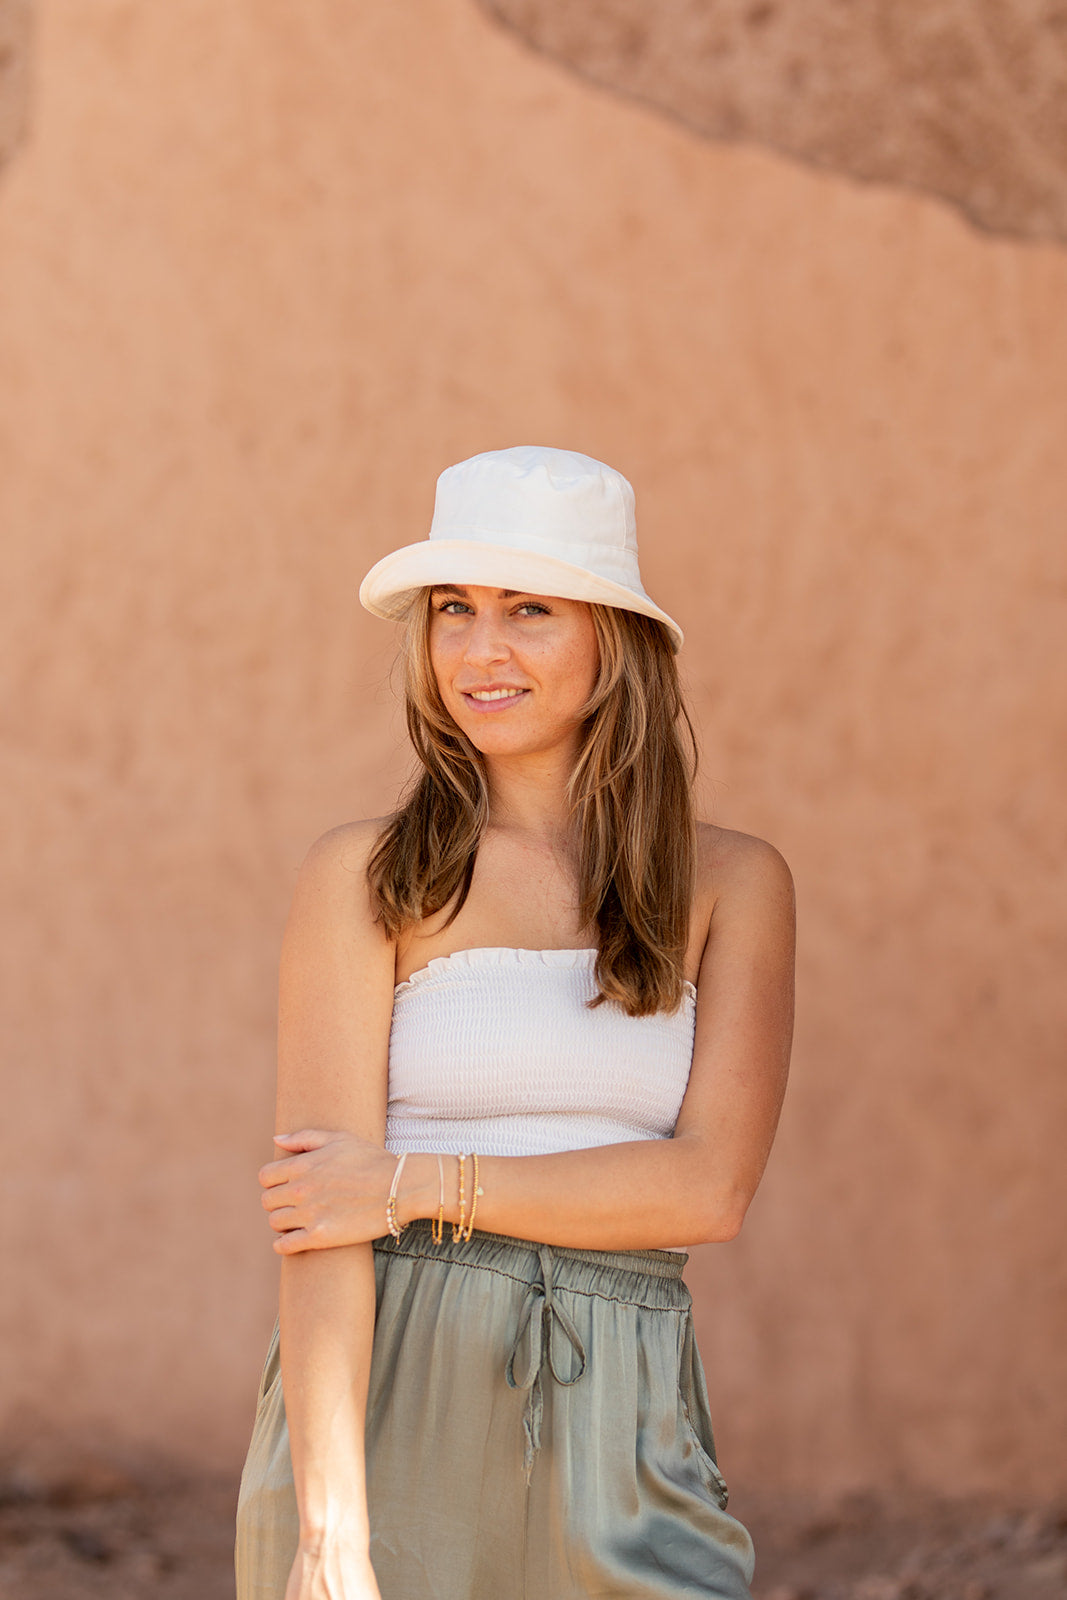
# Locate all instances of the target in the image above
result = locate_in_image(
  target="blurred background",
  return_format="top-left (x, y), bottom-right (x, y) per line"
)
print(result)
top-left (2, 2), bottom-right (1065, 1596)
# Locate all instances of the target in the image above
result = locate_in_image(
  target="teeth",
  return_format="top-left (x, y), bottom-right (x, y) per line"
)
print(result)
top-left (469, 688), bottom-right (524, 701)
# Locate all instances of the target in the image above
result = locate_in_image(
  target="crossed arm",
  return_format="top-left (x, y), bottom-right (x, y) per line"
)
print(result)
top-left (266, 820), bottom-right (793, 1590)
top-left (263, 819), bottom-right (795, 1258)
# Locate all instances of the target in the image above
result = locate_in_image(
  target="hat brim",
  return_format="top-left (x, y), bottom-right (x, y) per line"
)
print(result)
top-left (358, 539), bottom-right (683, 652)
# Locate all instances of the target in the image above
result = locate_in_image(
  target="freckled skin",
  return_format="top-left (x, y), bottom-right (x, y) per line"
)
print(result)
top-left (428, 584), bottom-right (600, 767)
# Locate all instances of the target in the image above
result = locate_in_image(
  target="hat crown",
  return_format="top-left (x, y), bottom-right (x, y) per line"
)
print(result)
top-left (430, 446), bottom-right (637, 558)
top-left (357, 443), bottom-right (683, 651)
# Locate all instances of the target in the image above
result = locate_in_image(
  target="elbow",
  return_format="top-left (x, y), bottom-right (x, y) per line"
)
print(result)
top-left (693, 1189), bottom-right (750, 1245)
top-left (698, 1213), bottom-right (744, 1246)
top-left (672, 1138), bottom-right (755, 1244)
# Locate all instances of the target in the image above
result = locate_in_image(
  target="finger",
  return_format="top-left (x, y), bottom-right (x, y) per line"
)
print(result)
top-left (259, 1151), bottom-right (315, 1188)
top-left (265, 1152), bottom-right (310, 1190)
top-left (272, 1129), bottom-right (332, 1152)
top-left (274, 1227), bottom-right (315, 1255)
top-left (261, 1184), bottom-right (295, 1211)
top-left (264, 1203), bottom-right (302, 1230)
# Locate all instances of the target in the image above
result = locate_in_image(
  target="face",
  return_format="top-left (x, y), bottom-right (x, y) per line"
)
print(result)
top-left (427, 584), bottom-right (600, 762)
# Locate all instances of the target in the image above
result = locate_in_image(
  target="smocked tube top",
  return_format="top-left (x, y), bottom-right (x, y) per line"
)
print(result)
top-left (385, 946), bottom-right (697, 1160)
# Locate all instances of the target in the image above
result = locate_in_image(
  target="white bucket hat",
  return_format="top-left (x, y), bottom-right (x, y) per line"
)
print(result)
top-left (358, 445), bottom-right (683, 651)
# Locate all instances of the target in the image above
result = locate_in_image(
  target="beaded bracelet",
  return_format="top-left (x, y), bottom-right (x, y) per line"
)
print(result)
top-left (385, 1152), bottom-right (409, 1240)
top-left (461, 1151), bottom-right (481, 1241)
top-left (431, 1153), bottom-right (446, 1246)
top-left (451, 1153), bottom-right (469, 1244)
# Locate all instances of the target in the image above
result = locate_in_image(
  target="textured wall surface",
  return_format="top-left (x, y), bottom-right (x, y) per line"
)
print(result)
top-left (0, 0), bottom-right (31, 170)
top-left (477, 0), bottom-right (1067, 241)
top-left (1, 0), bottom-right (1065, 1498)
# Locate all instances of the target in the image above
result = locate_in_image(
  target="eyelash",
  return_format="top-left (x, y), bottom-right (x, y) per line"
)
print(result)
top-left (435, 601), bottom-right (550, 617)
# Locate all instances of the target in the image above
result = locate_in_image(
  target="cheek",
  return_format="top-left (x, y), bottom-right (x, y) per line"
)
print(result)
top-left (569, 623), bottom-right (600, 700)
top-left (539, 637), bottom-right (598, 715)
top-left (427, 624), bottom-right (456, 687)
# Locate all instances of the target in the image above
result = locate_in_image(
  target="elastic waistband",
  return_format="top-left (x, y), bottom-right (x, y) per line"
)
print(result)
top-left (374, 1218), bottom-right (689, 1310)
top-left (375, 1220), bottom-right (691, 1483)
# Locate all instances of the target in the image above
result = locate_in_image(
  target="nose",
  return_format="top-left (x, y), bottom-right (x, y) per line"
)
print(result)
top-left (461, 608), bottom-right (511, 669)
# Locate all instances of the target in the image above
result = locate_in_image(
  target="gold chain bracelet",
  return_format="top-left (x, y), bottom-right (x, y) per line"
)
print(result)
top-left (431, 1153), bottom-right (445, 1246)
top-left (451, 1153), bottom-right (468, 1243)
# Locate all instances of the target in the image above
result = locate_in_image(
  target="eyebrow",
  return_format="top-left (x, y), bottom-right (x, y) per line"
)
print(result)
top-left (429, 585), bottom-right (525, 599)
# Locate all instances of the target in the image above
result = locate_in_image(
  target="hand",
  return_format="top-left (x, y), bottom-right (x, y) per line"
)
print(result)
top-left (284, 1537), bottom-right (382, 1600)
top-left (259, 1130), bottom-right (399, 1254)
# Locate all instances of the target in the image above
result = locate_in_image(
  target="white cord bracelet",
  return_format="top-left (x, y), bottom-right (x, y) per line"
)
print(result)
top-left (385, 1151), bottom-right (408, 1239)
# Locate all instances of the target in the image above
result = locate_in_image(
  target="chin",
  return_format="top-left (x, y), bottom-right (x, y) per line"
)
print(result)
top-left (462, 727), bottom-right (539, 757)
top-left (452, 718), bottom-right (549, 760)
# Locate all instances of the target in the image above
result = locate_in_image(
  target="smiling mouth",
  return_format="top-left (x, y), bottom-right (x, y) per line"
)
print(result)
top-left (458, 687), bottom-right (530, 710)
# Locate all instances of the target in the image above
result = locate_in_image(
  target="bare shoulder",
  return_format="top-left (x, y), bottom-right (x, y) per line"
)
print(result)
top-left (695, 822), bottom-right (795, 916)
top-left (298, 816), bottom-right (391, 880)
top-left (286, 816), bottom-right (393, 938)
top-left (277, 818), bottom-right (396, 1132)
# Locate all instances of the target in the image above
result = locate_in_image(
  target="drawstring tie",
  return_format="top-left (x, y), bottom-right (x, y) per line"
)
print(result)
top-left (505, 1245), bottom-right (587, 1483)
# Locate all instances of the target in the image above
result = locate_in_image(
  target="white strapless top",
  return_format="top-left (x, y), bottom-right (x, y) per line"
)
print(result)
top-left (385, 946), bottom-right (696, 1159)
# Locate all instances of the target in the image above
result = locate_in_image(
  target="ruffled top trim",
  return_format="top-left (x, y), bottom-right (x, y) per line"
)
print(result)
top-left (395, 945), bottom-right (696, 1003)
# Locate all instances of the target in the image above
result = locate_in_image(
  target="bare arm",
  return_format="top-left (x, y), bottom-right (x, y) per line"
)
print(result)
top-left (263, 832), bottom-right (795, 1254)
top-left (272, 824), bottom-right (395, 1587)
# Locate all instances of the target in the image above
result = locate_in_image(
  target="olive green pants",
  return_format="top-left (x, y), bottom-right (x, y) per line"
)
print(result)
top-left (236, 1222), bottom-right (754, 1599)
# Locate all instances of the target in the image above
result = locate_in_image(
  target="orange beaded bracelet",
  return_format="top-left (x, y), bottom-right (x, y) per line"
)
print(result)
top-left (451, 1153), bottom-right (468, 1243)
top-left (461, 1152), bottom-right (481, 1241)
top-left (431, 1153), bottom-right (445, 1246)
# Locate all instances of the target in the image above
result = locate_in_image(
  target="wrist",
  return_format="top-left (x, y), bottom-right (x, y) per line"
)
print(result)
top-left (297, 1488), bottom-right (371, 1549)
top-left (398, 1151), bottom-right (487, 1236)
top-left (299, 1519), bottom-right (371, 1550)
top-left (397, 1151), bottom-right (442, 1227)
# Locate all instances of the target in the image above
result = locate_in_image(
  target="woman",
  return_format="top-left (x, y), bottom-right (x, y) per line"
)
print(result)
top-left (236, 445), bottom-right (795, 1600)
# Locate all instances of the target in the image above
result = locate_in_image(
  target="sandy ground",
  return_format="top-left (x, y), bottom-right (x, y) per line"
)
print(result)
top-left (742, 1491), bottom-right (1067, 1600)
top-left (0, 1469), bottom-right (1064, 1599)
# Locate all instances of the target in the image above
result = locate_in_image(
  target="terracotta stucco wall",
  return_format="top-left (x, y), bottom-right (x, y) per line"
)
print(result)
top-left (477, 0), bottom-right (1067, 241)
top-left (0, 0), bottom-right (32, 172)
top-left (1, 0), bottom-right (1064, 1496)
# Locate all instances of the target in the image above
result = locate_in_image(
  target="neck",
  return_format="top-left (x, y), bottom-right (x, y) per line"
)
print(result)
top-left (482, 746), bottom-right (578, 845)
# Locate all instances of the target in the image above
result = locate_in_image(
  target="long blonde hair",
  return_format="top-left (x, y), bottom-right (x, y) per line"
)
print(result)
top-left (367, 596), bottom-right (697, 1016)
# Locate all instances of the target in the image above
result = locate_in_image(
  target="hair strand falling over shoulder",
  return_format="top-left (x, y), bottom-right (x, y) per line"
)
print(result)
top-left (366, 598), bottom-right (696, 1017)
